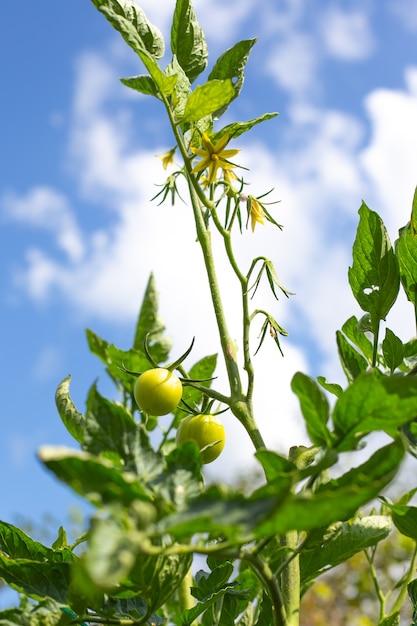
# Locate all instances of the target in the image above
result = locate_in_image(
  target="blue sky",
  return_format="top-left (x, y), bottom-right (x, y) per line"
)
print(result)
top-left (2, 0), bottom-right (417, 559)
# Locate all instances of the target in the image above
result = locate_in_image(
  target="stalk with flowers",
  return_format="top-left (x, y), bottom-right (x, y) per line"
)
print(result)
top-left (2, 1), bottom-right (417, 625)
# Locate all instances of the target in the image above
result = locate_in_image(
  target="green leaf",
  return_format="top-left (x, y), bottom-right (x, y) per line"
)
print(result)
top-left (255, 440), bottom-right (404, 535)
top-left (0, 552), bottom-right (71, 604)
top-left (105, 598), bottom-right (165, 626)
top-left (0, 521), bottom-right (74, 563)
top-left (408, 578), bottom-right (417, 623)
top-left (171, 0), bottom-right (208, 83)
top-left (55, 376), bottom-right (85, 444)
top-left (117, 547), bottom-right (192, 612)
top-left (348, 202), bottom-right (400, 330)
top-left (333, 371), bottom-right (417, 451)
top-left (382, 328), bottom-right (405, 373)
top-left (0, 598), bottom-right (76, 626)
top-left (254, 450), bottom-right (296, 483)
top-left (181, 80), bottom-right (235, 123)
top-left (300, 515), bottom-right (391, 586)
top-left (91, 0), bottom-right (164, 58)
top-left (291, 372), bottom-right (333, 447)
top-left (208, 39), bottom-right (257, 118)
top-left (155, 482), bottom-right (290, 541)
top-left (120, 74), bottom-right (158, 97)
top-left (341, 315), bottom-right (373, 363)
top-left (192, 562), bottom-right (234, 601)
top-left (133, 273), bottom-right (172, 361)
top-left (90, 0), bottom-right (176, 96)
top-left (38, 446), bottom-right (154, 507)
top-left (384, 502), bottom-right (417, 540)
top-left (336, 329), bottom-right (369, 383)
top-left (183, 562), bottom-right (243, 625)
top-left (84, 383), bottom-right (161, 476)
top-left (316, 376), bottom-right (343, 399)
top-left (396, 221), bottom-right (417, 305)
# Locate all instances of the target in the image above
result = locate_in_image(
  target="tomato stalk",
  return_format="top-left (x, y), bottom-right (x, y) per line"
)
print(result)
top-left (162, 95), bottom-right (267, 448)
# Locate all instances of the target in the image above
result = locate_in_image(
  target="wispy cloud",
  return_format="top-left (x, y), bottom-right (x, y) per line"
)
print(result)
top-left (387, 0), bottom-right (417, 32)
top-left (319, 8), bottom-right (375, 61)
top-left (2, 187), bottom-right (85, 263)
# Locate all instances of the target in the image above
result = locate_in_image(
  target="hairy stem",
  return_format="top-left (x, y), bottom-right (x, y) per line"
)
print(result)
top-left (243, 552), bottom-right (287, 626)
top-left (279, 531), bottom-right (300, 626)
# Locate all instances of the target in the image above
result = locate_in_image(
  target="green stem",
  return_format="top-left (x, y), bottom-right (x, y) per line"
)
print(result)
top-left (209, 207), bottom-right (255, 402)
top-left (371, 320), bottom-right (380, 368)
top-left (279, 531), bottom-right (300, 626)
top-left (243, 552), bottom-right (287, 626)
top-left (389, 541), bottom-right (417, 616)
top-left (179, 567), bottom-right (197, 625)
top-left (365, 547), bottom-right (386, 620)
top-left (161, 99), bottom-right (266, 451)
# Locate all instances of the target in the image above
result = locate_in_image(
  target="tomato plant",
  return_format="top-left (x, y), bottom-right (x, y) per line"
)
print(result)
top-left (176, 413), bottom-right (226, 464)
top-left (3, 2), bottom-right (417, 626)
top-left (134, 368), bottom-right (182, 416)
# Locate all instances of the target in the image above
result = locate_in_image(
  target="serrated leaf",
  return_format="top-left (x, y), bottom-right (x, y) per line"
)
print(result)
top-left (213, 114), bottom-right (279, 143)
top-left (133, 273), bottom-right (171, 361)
top-left (300, 515), bottom-right (391, 585)
top-left (120, 74), bottom-right (158, 97)
top-left (155, 482), bottom-right (290, 541)
top-left (181, 80), bottom-right (235, 123)
top-left (336, 330), bottom-right (368, 383)
top-left (341, 315), bottom-right (373, 363)
top-left (84, 383), bottom-right (161, 476)
top-left (171, 0), bottom-right (208, 83)
top-left (0, 522), bottom-right (74, 563)
top-left (91, 0), bottom-right (164, 58)
top-left (384, 502), bottom-right (417, 540)
top-left (255, 441), bottom-right (404, 535)
top-left (396, 220), bottom-right (417, 305)
top-left (55, 376), bottom-right (85, 444)
top-left (38, 446), bottom-right (154, 507)
top-left (348, 202), bottom-right (400, 329)
top-left (90, 0), bottom-right (176, 96)
top-left (291, 372), bottom-right (332, 446)
top-left (332, 371), bottom-right (417, 451)
top-left (382, 328), bottom-right (405, 373)
top-left (254, 450), bottom-right (296, 483)
top-left (0, 553), bottom-right (71, 604)
top-left (208, 39), bottom-right (257, 118)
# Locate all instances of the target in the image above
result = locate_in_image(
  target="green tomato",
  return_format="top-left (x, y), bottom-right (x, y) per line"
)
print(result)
top-left (134, 368), bottom-right (182, 416)
top-left (176, 414), bottom-right (226, 464)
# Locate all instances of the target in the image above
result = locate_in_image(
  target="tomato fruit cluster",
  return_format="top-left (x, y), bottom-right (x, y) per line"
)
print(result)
top-left (134, 368), bottom-right (182, 416)
top-left (176, 414), bottom-right (226, 464)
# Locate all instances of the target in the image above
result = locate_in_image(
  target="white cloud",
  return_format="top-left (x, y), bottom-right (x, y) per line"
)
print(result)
top-left (2, 187), bottom-right (85, 263)
top-left (319, 8), bottom-right (375, 60)
top-left (360, 66), bottom-right (417, 236)
top-left (266, 33), bottom-right (320, 99)
top-left (387, 0), bottom-right (417, 32)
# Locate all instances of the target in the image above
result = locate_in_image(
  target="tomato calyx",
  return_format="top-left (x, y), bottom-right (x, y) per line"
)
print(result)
top-left (121, 335), bottom-right (216, 386)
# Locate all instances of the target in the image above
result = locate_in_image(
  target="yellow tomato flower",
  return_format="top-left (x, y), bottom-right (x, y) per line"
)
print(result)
top-left (191, 132), bottom-right (239, 185)
top-left (157, 146), bottom-right (176, 170)
top-left (248, 195), bottom-right (266, 231)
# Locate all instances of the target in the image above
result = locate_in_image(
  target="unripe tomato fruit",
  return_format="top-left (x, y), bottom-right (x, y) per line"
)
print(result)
top-left (134, 368), bottom-right (182, 416)
top-left (176, 414), bottom-right (226, 464)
